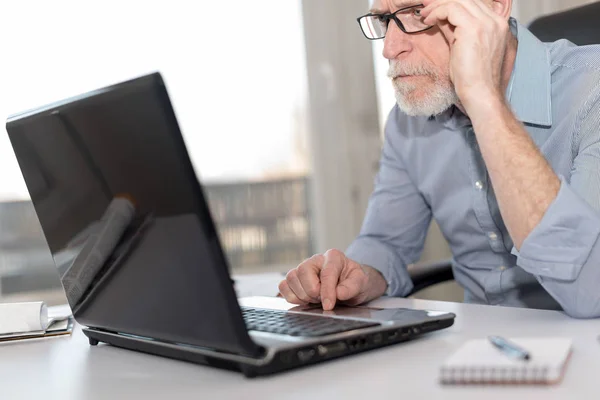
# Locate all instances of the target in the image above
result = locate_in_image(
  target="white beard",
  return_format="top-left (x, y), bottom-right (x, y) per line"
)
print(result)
top-left (388, 62), bottom-right (459, 117)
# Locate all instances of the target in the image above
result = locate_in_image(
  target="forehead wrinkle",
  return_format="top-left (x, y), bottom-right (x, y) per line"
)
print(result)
top-left (370, 0), bottom-right (421, 13)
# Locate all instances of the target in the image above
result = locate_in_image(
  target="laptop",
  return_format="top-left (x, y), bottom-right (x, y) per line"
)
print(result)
top-left (5, 72), bottom-right (455, 377)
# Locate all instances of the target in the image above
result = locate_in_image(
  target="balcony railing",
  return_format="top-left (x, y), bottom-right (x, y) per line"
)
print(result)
top-left (204, 176), bottom-right (313, 270)
top-left (0, 176), bottom-right (313, 295)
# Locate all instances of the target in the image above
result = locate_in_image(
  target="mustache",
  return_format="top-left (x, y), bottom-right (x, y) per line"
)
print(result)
top-left (387, 61), bottom-right (439, 79)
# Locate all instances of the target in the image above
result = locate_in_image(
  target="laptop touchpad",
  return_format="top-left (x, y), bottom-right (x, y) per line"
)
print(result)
top-left (291, 304), bottom-right (452, 323)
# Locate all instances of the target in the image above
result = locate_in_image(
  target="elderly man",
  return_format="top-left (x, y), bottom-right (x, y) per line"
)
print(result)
top-left (279, 0), bottom-right (600, 318)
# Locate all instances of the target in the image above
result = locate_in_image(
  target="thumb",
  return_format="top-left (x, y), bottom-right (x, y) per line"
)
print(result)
top-left (336, 267), bottom-right (366, 301)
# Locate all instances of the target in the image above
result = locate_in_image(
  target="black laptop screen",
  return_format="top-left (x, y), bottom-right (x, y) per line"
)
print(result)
top-left (5, 74), bottom-right (258, 355)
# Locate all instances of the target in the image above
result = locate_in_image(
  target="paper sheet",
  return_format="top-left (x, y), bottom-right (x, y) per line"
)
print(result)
top-left (0, 301), bottom-right (47, 334)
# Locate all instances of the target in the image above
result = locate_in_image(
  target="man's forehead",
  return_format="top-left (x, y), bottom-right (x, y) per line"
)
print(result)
top-left (370, 0), bottom-right (421, 12)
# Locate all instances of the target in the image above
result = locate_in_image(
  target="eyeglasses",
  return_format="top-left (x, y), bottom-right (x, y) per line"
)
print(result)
top-left (357, 4), bottom-right (433, 40)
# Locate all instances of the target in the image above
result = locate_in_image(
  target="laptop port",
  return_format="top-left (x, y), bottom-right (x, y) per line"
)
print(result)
top-left (400, 328), bottom-right (412, 338)
top-left (297, 348), bottom-right (316, 362)
top-left (372, 333), bottom-right (383, 344)
top-left (317, 341), bottom-right (348, 357)
top-left (279, 352), bottom-right (293, 364)
top-left (387, 331), bottom-right (399, 340)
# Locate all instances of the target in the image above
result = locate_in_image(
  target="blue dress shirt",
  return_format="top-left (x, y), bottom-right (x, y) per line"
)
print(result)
top-left (346, 19), bottom-right (600, 318)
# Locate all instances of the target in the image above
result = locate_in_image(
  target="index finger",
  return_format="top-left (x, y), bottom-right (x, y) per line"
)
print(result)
top-left (319, 249), bottom-right (345, 310)
top-left (297, 254), bottom-right (325, 300)
top-left (423, 0), bottom-right (498, 20)
top-left (422, 2), bottom-right (477, 28)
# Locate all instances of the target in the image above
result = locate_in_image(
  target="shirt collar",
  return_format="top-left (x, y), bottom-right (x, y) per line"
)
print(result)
top-left (505, 18), bottom-right (553, 127)
top-left (435, 18), bottom-right (553, 128)
top-left (433, 105), bottom-right (470, 129)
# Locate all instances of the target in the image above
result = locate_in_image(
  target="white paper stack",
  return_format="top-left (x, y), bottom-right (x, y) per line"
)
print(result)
top-left (0, 301), bottom-right (72, 339)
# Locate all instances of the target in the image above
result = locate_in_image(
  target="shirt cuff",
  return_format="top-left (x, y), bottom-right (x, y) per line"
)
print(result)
top-left (511, 177), bottom-right (600, 281)
top-left (346, 237), bottom-right (413, 297)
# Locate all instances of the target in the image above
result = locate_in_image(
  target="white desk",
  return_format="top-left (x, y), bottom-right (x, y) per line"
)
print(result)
top-left (1, 297), bottom-right (599, 400)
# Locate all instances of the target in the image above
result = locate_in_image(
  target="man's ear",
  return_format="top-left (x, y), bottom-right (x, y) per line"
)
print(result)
top-left (490, 0), bottom-right (513, 20)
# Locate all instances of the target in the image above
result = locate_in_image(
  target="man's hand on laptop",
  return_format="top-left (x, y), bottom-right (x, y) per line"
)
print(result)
top-left (278, 249), bottom-right (388, 311)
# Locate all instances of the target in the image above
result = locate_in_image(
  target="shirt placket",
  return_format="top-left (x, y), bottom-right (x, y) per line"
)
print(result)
top-left (466, 126), bottom-right (506, 304)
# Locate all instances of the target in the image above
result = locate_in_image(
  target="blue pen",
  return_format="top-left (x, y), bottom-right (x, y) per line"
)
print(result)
top-left (488, 336), bottom-right (531, 361)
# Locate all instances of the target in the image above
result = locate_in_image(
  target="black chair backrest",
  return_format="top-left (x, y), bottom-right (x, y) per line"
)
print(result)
top-left (528, 1), bottom-right (600, 45)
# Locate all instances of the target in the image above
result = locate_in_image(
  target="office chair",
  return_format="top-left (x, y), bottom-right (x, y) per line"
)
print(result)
top-left (407, 1), bottom-right (600, 296)
top-left (528, 1), bottom-right (600, 45)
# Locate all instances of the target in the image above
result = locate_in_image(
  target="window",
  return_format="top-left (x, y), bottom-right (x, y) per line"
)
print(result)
top-left (0, 1), bottom-right (313, 302)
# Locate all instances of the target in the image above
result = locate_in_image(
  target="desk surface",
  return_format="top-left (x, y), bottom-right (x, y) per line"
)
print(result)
top-left (1, 297), bottom-right (599, 400)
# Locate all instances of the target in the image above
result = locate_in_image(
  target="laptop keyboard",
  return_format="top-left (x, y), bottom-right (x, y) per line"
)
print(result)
top-left (241, 307), bottom-right (380, 337)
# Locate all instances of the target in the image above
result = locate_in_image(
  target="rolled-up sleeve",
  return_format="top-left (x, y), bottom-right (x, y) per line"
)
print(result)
top-left (511, 178), bottom-right (600, 281)
top-left (512, 94), bottom-right (600, 318)
top-left (346, 107), bottom-right (432, 297)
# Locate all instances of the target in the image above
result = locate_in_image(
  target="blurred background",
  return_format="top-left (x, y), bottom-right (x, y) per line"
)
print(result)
top-left (0, 0), bottom-right (597, 305)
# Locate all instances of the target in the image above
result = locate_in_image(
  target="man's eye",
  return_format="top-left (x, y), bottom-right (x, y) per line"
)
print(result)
top-left (376, 15), bottom-right (390, 26)
top-left (413, 9), bottom-right (423, 17)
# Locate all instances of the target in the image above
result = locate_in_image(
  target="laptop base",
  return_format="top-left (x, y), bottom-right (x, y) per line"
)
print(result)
top-left (83, 316), bottom-right (454, 378)
top-left (83, 327), bottom-right (258, 375)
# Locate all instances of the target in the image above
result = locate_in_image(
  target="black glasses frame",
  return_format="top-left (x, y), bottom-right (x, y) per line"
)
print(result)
top-left (357, 4), bottom-right (434, 40)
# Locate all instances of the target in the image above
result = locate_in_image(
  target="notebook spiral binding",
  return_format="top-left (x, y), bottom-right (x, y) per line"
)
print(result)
top-left (440, 365), bottom-right (551, 384)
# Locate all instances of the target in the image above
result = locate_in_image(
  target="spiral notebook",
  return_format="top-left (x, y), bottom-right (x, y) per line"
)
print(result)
top-left (440, 337), bottom-right (572, 385)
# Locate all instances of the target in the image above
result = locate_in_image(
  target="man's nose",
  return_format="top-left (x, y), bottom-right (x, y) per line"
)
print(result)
top-left (382, 21), bottom-right (412, 61)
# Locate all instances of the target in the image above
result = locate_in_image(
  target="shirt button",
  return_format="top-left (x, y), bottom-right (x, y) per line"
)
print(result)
top-left (488, 232), bottom-right (498, 241)
top-left (475, 181), bottom-right (484, 190)
top-left (499, 266), bottom-right (507, 271)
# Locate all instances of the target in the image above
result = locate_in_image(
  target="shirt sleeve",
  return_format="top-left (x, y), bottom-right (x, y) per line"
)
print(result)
top-left (346, 107), bottom-right (432, 297)
top-left (511, 177), bottom-right (600, 280)
top-left (511, 92), bottom-right (600, 318)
